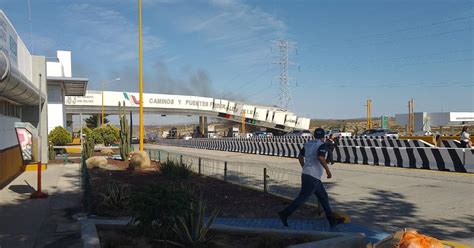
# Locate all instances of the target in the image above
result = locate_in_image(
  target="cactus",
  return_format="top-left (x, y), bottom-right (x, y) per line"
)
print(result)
top-left (119, 101), bottom-right (131, 161)
top-left (83, 134), bottom-right (95, 159)
top-left (48, 141), bottom-right (56, 160)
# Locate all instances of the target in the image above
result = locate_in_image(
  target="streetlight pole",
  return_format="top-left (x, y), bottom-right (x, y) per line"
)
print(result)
top-left (31, 73), bottom-right (47, 199)
top-left (138, 0), bottom-right (144, 151)
top-left (101, 77), bottom-right (120, 128)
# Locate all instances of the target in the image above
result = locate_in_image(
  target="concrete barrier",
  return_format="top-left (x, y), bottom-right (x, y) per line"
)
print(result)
top-left (156, 138), bottom-right (473, 173)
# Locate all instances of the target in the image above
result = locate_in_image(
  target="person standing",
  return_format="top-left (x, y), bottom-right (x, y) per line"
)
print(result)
top-left (460, 126), bottom-right (472, 148)
top-left (278, 128), bottom-right (345, 228)
top-left (326, 134), bottom-right (336, 165)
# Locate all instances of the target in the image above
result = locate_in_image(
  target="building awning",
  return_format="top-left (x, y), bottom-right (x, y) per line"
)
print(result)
top-left (47, 76), bottom-right (88, 96)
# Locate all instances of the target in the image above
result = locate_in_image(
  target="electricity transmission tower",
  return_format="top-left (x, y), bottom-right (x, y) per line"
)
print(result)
top-left (272, 40), bottom-right (297, 110)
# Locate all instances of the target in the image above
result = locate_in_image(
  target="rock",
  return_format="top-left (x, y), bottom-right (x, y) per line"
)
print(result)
top-left (129, 151), bottom-right (151, 169)
top-left (100, 148), bottom-right (114, 156)
top-left (86, 156), bottom-right (108, 169)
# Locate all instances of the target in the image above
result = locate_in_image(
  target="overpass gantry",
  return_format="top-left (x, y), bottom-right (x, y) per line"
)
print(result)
top-left (62, 90), bottom-right (311, 132)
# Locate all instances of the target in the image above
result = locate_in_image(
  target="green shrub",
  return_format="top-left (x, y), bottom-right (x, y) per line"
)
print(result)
top-left (130, 185), bottom-right (194, 239)
top-left (81, 127), bottom-right (92, 137)
top-left (48, 126), bottom-right (72, 146)
top-left (172, 198), bottom-right (219, 248)
top-left (160, 160), bottom-right (192, 179)
top-left (99, 181), bottom-right (131, 210)
top-left (91, 125), bottom-right (120, 145)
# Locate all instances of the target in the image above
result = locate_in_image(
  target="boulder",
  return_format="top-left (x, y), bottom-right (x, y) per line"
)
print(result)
top-left (86, 156), bottom-right (108, 169)
top-left (129, 151), bottom-right (151, 169)
top-left (101, 148), bottom-right (114, 156)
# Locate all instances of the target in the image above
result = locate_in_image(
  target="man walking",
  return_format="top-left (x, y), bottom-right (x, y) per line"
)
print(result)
top-left (278, 128), bottom-right (345, 228)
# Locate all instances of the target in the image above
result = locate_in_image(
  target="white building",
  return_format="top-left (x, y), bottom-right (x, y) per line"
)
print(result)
top-left (46, 51), bottom-right (87, 132)
top-left (395, 112), bottom-right (474, 132)
top-left (0, 10), bottom-right (87, 187)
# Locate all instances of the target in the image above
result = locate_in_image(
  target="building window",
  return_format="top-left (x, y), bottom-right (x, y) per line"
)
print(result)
top-left (0, 99), bottom-right (22, 118)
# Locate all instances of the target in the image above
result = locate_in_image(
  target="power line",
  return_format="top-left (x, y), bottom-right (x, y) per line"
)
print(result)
top-left (300, 14), bottom-right (474, 49)
top-left (231, 68), bottom-right (270, 94)
top-left (298, 81), bottom-right (474, 89)
top-left (27, 0), bottom-right (34, 53)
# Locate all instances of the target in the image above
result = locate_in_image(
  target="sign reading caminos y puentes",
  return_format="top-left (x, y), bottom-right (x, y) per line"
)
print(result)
top-left (213, 99), bottom-right (228, 113)
top-left (65, 90), bottom-right (311, 129)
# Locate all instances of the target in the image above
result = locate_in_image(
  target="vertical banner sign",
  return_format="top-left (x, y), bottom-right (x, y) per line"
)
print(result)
top-left (381, 115), bottom-right (388, 129)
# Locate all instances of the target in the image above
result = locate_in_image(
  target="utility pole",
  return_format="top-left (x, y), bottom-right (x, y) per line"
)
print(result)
top-left (138, 0), bottom-right (144, 151)
top-left (366, 99), bottom-right (372, 129)
top-left (272, 40), bottom-right (297, 110)
top-left (411, 98), bottom-right (415, 134)
top-left (407, 100), bottom-right (411, 135)
top-left (241, 111), bottom-right (246, 135)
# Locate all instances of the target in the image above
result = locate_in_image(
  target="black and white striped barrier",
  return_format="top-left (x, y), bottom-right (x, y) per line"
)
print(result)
top-left (337, 138), bottom-right (433, 148)
top-left (440, 140), bottom-right (462, 148)
top-left (334, 146), bottom-right (473, 173)
top-left (157, 138), bottom-right (473, 173)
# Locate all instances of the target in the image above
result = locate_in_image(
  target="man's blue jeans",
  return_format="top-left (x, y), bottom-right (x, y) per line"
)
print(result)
top-left (282, 174), bottom-right (333, 221)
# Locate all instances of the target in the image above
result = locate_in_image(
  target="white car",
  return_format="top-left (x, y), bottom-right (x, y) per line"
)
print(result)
top-left (361, 129), bottom-right (399, 138)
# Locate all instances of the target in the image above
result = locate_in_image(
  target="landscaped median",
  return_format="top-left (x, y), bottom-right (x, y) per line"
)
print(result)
top-left (78, 150), bottom-right (377, 247)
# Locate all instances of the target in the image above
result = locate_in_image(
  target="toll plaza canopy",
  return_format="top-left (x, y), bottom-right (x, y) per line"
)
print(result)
top-left (64, 90), bottom-right (311, 131)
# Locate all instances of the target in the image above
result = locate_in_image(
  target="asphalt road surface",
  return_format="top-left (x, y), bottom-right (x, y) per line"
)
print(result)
top-left (146, 144), bottom-right (474, 245)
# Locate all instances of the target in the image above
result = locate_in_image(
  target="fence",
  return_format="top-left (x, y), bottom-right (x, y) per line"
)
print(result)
top-left (145, 148), bottom-right (322, 207)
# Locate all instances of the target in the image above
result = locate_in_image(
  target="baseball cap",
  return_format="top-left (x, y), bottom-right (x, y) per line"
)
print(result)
top-left (314, 128), bottom-right (325, 139)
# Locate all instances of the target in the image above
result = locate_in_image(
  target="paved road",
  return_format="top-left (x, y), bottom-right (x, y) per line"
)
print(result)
top-left (147, 144), bottom-right (474, 245)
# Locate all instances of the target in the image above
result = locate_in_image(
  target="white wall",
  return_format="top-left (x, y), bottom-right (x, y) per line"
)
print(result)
top-left (0, 115), bottom-right (20, 150)
top-left (46, 50), bottom-right (72, 78)
top-left (47, 103), bottom-right (64, 133)
top-left (47, 84), bottom-right (65, 132)
top-left (17, 38), bottom-right (32, 83)
top-left (46, 61), bottom-right (63, 77)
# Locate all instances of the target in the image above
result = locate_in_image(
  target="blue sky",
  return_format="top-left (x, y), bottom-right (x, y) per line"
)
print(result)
top-left (1, 0), bottom-right (473, 120)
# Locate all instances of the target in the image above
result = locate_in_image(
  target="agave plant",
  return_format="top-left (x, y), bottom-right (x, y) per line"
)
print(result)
top-left (172, 199), bottom-right (219, 247)
top-left (99, 181), bottom-right (131, 210)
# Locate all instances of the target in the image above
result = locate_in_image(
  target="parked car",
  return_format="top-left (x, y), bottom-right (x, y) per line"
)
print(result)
top-left (361, 128), bottom-right (399, 138)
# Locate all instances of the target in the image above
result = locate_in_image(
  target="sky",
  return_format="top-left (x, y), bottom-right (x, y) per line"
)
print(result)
top-left (0, 0), bottom-right (473, 122)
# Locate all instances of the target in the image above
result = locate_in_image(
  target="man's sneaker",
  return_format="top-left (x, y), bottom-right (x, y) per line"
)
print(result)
top-left (278, 211), bottom-right (289, 227)
top-left (328, 216), bottom-right (345, 228)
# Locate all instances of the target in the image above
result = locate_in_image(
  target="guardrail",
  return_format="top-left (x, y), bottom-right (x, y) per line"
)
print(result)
top-left (155, 138), bottom-right (473, 173)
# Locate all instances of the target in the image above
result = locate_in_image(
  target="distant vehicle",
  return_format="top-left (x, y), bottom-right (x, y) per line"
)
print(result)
top-left (325, 129), bottom-right (351, 137)
top-left (253, 131), bottom-right (273, 138)
top-left (131, 137), bottom-right (139, 144)
top-left (361, 128), bottom-right (399, 138)
top-left (183, 135), bottom-right (192, 140)
top-left (240, 133), bottom-right (254, 138)
top-left (284, 130), bottom-right (312, 137)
